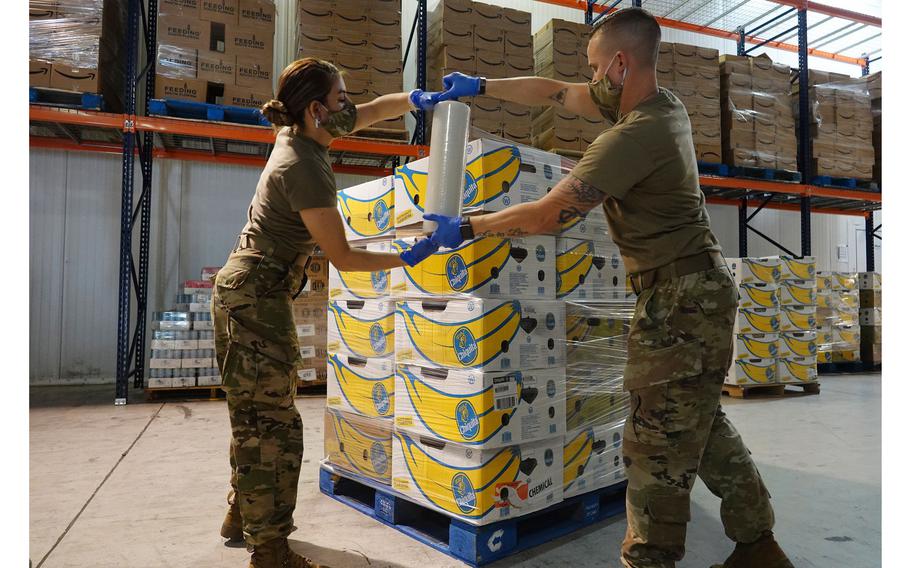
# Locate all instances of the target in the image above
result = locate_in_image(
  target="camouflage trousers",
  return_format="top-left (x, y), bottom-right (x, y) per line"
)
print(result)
top-left (212, 251), bottom-right (306, 546)
top-left (620, 267), bottom-right (775, 568)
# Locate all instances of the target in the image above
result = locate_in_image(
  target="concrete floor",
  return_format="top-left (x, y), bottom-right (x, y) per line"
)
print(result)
top-left (30, 374), bottom-right (881, 568)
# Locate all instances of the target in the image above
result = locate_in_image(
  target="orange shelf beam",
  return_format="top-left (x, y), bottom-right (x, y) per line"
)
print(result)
top-left (700, 175), bottom-right (811, 195)
top-left (705, 196), bottom-right (868, 217)
top-left (29, 106), bottom-right (126, 130)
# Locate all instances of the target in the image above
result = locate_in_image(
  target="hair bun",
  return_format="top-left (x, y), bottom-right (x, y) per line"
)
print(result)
top-left (261, 99), bottom-right (295, 127)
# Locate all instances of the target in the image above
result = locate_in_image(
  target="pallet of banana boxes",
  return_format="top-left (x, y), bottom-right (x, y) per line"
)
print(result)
top-left (816, 271), bottom-right (861, 370)
top-left (859, 271), bottom-right (881, 368)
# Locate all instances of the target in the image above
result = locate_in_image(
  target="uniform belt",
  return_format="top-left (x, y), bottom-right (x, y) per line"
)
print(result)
top-left (628, 251), bottom-right (725, 295)
top-left (235, 234), bottom-right (308, 268)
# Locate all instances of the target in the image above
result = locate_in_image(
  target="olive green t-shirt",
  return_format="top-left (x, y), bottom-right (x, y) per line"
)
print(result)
top-left (240, 127), bottom-right (337, 254)
top-left (570, 87), bottom-right (721, 274)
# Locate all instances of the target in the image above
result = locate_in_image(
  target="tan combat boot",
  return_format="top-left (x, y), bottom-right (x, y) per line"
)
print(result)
top-left (220, 489), bottom-right (244, 542)
top-left (248, 537), bottom-right (328, 568)
top-left (712, 531), bottom-right (795, 568)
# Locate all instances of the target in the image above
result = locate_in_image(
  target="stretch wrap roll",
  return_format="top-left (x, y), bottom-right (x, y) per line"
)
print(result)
top-left (423, 101), bottom-right (471, 233)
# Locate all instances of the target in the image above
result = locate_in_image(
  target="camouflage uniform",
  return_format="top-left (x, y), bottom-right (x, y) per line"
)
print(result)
top-left (212, 250), bottom-right (306, 546)
top-left (620, 267), bottom-right (775, 568)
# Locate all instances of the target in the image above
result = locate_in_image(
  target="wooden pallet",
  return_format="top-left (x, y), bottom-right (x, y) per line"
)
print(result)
top-left (722, 382), bottom-right (820, 399)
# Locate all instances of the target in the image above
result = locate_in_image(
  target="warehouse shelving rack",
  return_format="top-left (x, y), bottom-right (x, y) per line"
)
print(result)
top-left (28, 0), bottom-right (881, 403)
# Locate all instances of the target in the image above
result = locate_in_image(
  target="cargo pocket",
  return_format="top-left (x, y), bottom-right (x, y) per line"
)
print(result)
top-left (644, 494), bottom-right (691, 543)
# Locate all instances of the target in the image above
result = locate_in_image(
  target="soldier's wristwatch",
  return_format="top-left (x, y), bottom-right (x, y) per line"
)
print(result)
top-left (478, 77), bottom-right (487, 95)
top-left (459, 218), bottom-right (475, 241)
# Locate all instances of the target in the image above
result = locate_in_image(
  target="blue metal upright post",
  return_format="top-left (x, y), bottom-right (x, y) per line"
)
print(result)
top-left (585, 1), bottom-right (594, 25)
top-left (865, 212), bottom-right (876, 271)
top-left (736, 26), bottom-right (746, 55)
top-left (861, 54), bottom-right (870, 76)
top-left (739, 199), bottom-right (748, 257)
top-left (415, 0), bottom-right (427, 145)
top-left (797, 8), bottom-right (811, 257)
top-left (631, 0), bottom-right (641, 7)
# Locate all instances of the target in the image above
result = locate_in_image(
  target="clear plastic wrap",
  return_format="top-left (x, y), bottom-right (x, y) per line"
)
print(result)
top-left (424, 101), bottom-right (472, 232)
top-left (815, 271), bottom-right (861, 364)
top-left (324, 135), bottom-right (632, 522)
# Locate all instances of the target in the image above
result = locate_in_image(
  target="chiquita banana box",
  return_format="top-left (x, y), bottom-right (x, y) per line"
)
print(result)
top-left (324, 408), bottom-right (393, 484)
top-left (737, 282), bottom-right (780, 309)
top-left (389, 236), bottom-right (556, 300)
top-left (776, 256), bottom-right (816, 281)
top-left (778, 280), bottom-right (817, 306)
top-left (733, 333), bottom-right (779, 359)
top-left (735, 307), bottom-right (780, 334)
top-left (394, 138), bottom-right (562, 232)
top-left (565, 303), bottom-right (629, 359)
top-left (779, 305), bottom-right (817, 332)
top-left (556, 201), bottom-right (610, 242)
top-left (818, 325), bottom-right (860, 351)
top-left (777, 331), bottom-right (818, 359)
top-left (817, 271), bottom-right (858, 291)
top-left (726, 257), bottom-right (782, 285)
top-left (565, 376), bottom-right (629, 431)
top-left (326, 352), bottom-right (395, 419)
top-left (394, 364), bottom-right (566, 447)
top-left (777, 356), bottom-right (818, 384)
top-left (337, 175), bottom-right (395, 241)
top-left (391, 431), bottom-right (564, 525)
top-left (555, 238), bottom-right (612, 301)
top-left (329, 241), bottom-right (394, 300)
top-left (858, 271), bottom-right (881, 290)
top-left (395, 299), bottom-right (566, 371)
top-left (816, 290), bottom-right (858, 309)
top-left (817, 306), bottom-right (859, 328)
top-left (327, 298), bottom-right (395, 358)
top-left (563, 421), bottom-right (626, 499)
top-left (725, 357), bottom-right (778, 385)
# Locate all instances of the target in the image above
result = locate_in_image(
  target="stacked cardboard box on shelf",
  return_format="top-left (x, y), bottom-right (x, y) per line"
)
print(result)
top-left (298, 0), bottom-right (404, 130)
top-left (295, 255), bottom-right (329, 385)
top-left (859, 272), bottom-right (881, 366)
top-left (797, 70), bottom-right (876, 180)
top-left (155, 0), bottom-right (277, 109)
top-left (28, 0), bottom-right (127, 111)
top-left (864, 72), bottom-right (882, 184)
top-left (816, 271), bottom-right (860, 364)
top-left (428, 0), bottom-right (535, 144)
top-left (658, 42), bottom-right (722, 163)
top-left (721, 54), bottom-right (797, 172)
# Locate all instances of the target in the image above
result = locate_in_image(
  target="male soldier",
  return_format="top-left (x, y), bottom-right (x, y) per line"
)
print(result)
top-left (427, 8), bottom-right (794, 568)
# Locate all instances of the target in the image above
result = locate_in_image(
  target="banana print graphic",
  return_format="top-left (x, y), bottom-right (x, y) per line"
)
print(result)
top-left (782, 258), bottom-right (815, 280)
top-left (556, 240), bottom-right (594, 298)
top-left (463, 146), bottom-right (522, 209)
top-left (393, 431), bottom-right (522, 518)
top-left (326, 410), bottom-right (392, 482)
top-left (392, 238), bottom-right (512, 295)
top-left (733, 359), bottom-right (777, 384)
top-left (328, 301), bottom-right (394, 357)
top-left (394, 162), bottom-right (429, 222)
top-left (563, 429), bottom-right (593, 490)
top-left (782, 307), bottom-right (816, 331)
top-left (337, 186), bottom-right (394, 238)
top-left (780, 281), bottom-right (817, 305)
top-left (396, 366), bottom-right (520, 444)
top-left (742, 261), bottom-right (781, 284)
top-left (331, 268), bottom-right (390, 299)
top-left (737, 335), bottom-right (778, 358)
top-left (740, 309), bottom-right (780, 333)
top-left (780, 333), bottom-right (817, 357)
top-left (781, 358), bottom-right (817, 382)
top-left (328, 354), bottom-right (394, 418)
top-left (396, 300), bottom-right (521, 368)
top-left (739, 284), bottom-right (779, 308)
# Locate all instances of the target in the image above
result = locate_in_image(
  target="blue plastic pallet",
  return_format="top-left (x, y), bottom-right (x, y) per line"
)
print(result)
top-left (29, 87), bottom-right (103, 111)
top-left (319, 463), bottom-right (627, 567)
top-left (148, 98), bottom-right (270, 127)
top-left (697, 161), bottom-right (730, 176)
top-left (729, 165), bottom-right (802, 183)
top-left (811, 175), bottom-right (880, 192)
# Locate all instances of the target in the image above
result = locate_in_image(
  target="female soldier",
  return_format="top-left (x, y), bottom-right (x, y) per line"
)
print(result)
top-left (213, 58), bottom-right (442, 568)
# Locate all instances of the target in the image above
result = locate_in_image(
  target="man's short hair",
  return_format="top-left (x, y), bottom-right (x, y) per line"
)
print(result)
top-left (591, 8), bottom-right (661, 66)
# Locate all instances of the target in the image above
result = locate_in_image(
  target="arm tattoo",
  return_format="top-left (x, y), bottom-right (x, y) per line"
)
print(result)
top-left (549, 88), bottom-right (568, 107)
top-left (567, 177), bottom-right (604, 204)
top-left (477, 227), bottom-right (528, 238)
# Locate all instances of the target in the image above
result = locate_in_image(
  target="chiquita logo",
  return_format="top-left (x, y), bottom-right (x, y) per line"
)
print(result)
top-left (370, 441), bottom-right (389, 475)
top-left (371, 270), bottom-right (388, 293)
top-left (372, 383), bottom-right (390, 415)
top-left (611, 254), bottom-right (620, 269)
top-left (453, 326), bottom-right (478, 364)
top-left (369, 323), bottom-right (386, 354)
top-left (452, 472), bottom-right (477, 514)
top-left (446, 254), bottom-right (469, 291)
top-left (455, 400), bottom-right (480, 440)
top-left (373, 200), bottom-right (390, 231)
top-left (535, 245), bottom-right (545, 262)
top-left (461, 172), bottom-right (478, 206)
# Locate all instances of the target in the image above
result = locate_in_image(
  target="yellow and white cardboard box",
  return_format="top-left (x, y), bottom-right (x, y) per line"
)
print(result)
top-left (818, 271), bottom-right (857, 291)
top-left (858, 271), bottom-right (881, 290)
top-left (556, 204), bottom-right (610, 243)
top-left (324, 408), bottom-right (393, 484)
top-left (395, 299), bottom-right (566, 371)
top-left (818, 349), bottom-right (861, 364)
top-left (777, 356), bottom-right (818, 384)
top-left (735, 307), bottom-right (780, 334)
top-left (555, 238), bottom-right (616, 301)
top-left (859, 307), bottom-right (882, 325)
top-left (817, 290), bottom-right (858, 310)
top-left (737, 282), bottom-right (780, 309)
top-left (394, 364), bottom-right (566, 447)
top-left (776, 256), bottom-right (816, 281)
top-left (337, 175), bottom-right (395, 241)
top-left (326, 352), bottom-right (395, 419)
top-left (390, 236), bottom-right (556, 300)
top-left (779, 305), bottom-right (817, 332)
top-left (329, 241), bottom-right (394, 299)
top-left (566, 373), bottom-right (629, 432)
top-left (726, 257), bottom-right (782, 285)
top-left (327, 298), bottom-right (395, 358)
top-left (726, 357), bottom-right (778, 385)
top-left (818, 325), bottom-right (860, 351)
top-left (394, 138), bottom-right (562, 232)
top-left (563, 421), bottom-right (625, 499)
top-left (392, 430), bottom-right (564, 525)
top-left (778, 280), bottom-right (817, 306)
top-left (734, 333), bottom-right (780, 359)
top-left (777, 331), bottom-right (818, 359)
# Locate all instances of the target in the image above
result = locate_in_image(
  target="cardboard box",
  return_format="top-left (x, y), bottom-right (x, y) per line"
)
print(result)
top-left (149, 358), bottom-right (183, 369)
top-left (327, 298), bottom-right (395, 358)
top-left (778, 331), bottom-right (818, 359)
top-left (777, 256), bottom-right (816, 280)
top-left (391, 236), bottom-right (557, 300)
top-left (147, 377), bottom-right (174, 389)
top-left (49, 65), bottom-right (100, 93)
top-left (238, 0), bottom-right (276, 29)
top-left (200, 0), bottom-right (238, 24)
top-left (395, 364), bottom-right (566, 447)
top-left (235, 56), bottom-right (273, 90)
top-left (329, 241), bottom-right (394, 300)
top-left (430, 0), bottom-right (474, 26)
top-left (325, 408), bottom-right (393, 484)
top-left (157, 45), bottom-right (198, 79)
top-left (197, 52), bottom-right (236, 84)
top-left (859, 308), bottom-right (882, 326)
top-left (154, 76), bottom-right (207, 101)
top-left (395, 299), bottom-right (566, 371)
top-left (394, 138), bottom-right (562, 231)
top-left (818, 271), bottom-right (857, 291)
top-left (158, 14), bottom-right (211, 50)
top-left (221, 85), bottom-right (271, 108)
top-left (737, 282), bottom-right (780, 309)
top-left (726, 257), bottom-right (781, 284)
top-left (726, 357), bottom-right (777, 385)
top-left (778, 357), bottom-right (818, 384)
top-left (735, 307), bottom-right (780, 334)
top-left (555, 238), bottom-right (616, 302)
top-left (858, 272), bottom-right (881, 290)
top-left (392, 430), bottom-right (563, 525)
top-left (778, 280), bottom-right (817, 307)
top-left (159, 0), bottom-right (201, 17)
top-left (336, 175), bottom-right (395, 241)
top-left (225, 24), bottom-right (274, 60)
top-left (29, 60), bottom-right (52, 88)
top-left (326, 352), bottom-right (395, 419)
top-left (29, 1), bottom-right (56, 20)
top-left (859, 289), bottom-right (881, 308)
top-left (780, 305), bottom-right (817, 332)
top-left (563, 422), bottom-right (626, 499)
top-left (173, 376), bottom-right (196, 388)
top-left (734, 333), bottom-right (780, 359)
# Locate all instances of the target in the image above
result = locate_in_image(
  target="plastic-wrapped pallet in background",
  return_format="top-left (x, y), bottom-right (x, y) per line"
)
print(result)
top-left (859, 272), bottom-right (881, 366)
top-left (659, 42), bottom-right (722, 163)
top-left (816, 271), bottom-right (860, 364)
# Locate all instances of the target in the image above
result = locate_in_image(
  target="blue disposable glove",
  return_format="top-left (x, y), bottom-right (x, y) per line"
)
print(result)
top-left (399, 237), bottom-right (440, 267)
top-left (409, 89), bottom-right (443, 111)
top-left (424, 213), bottom-right (466, 249)
top-left (438, 72), bottom-right (483, 101)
